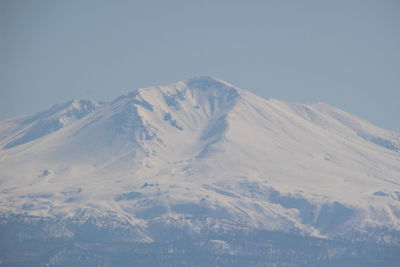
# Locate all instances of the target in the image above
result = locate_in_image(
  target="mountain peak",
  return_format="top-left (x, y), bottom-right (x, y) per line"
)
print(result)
top-left (186, 76), bottom-right (237, 91)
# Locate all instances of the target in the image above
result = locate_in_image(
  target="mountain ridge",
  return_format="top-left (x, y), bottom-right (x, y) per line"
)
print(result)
top-left (0, 77), bottom-right (399, 250)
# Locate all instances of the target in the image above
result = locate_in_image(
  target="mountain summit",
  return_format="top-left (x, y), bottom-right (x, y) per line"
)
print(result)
top-left (1, 77), bottom-right (399, 265)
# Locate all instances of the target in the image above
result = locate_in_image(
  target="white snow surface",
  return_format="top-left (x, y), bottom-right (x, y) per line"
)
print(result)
top-left (0, 76), bottom-right (399, 239)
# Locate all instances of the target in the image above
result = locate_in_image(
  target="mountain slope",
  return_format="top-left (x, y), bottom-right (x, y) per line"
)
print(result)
top-left (0, 76), bottom-right (400, 265)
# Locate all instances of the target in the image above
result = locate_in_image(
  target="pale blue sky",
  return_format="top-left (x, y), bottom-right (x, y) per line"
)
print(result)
top-left (1, 0), bottom-right (399, 131)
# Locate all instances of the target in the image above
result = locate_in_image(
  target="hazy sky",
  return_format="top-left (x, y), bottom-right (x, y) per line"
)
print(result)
top-left (1, 0), bottom-right (399, 131)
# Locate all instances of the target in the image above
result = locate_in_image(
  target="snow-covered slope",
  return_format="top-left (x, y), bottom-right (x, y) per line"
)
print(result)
top-left (1, 76), bottom-right (399, 242)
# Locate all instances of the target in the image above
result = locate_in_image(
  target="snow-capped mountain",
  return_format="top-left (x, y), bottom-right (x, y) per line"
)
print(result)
top-left (1, 76), bottom-right (399, 266)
